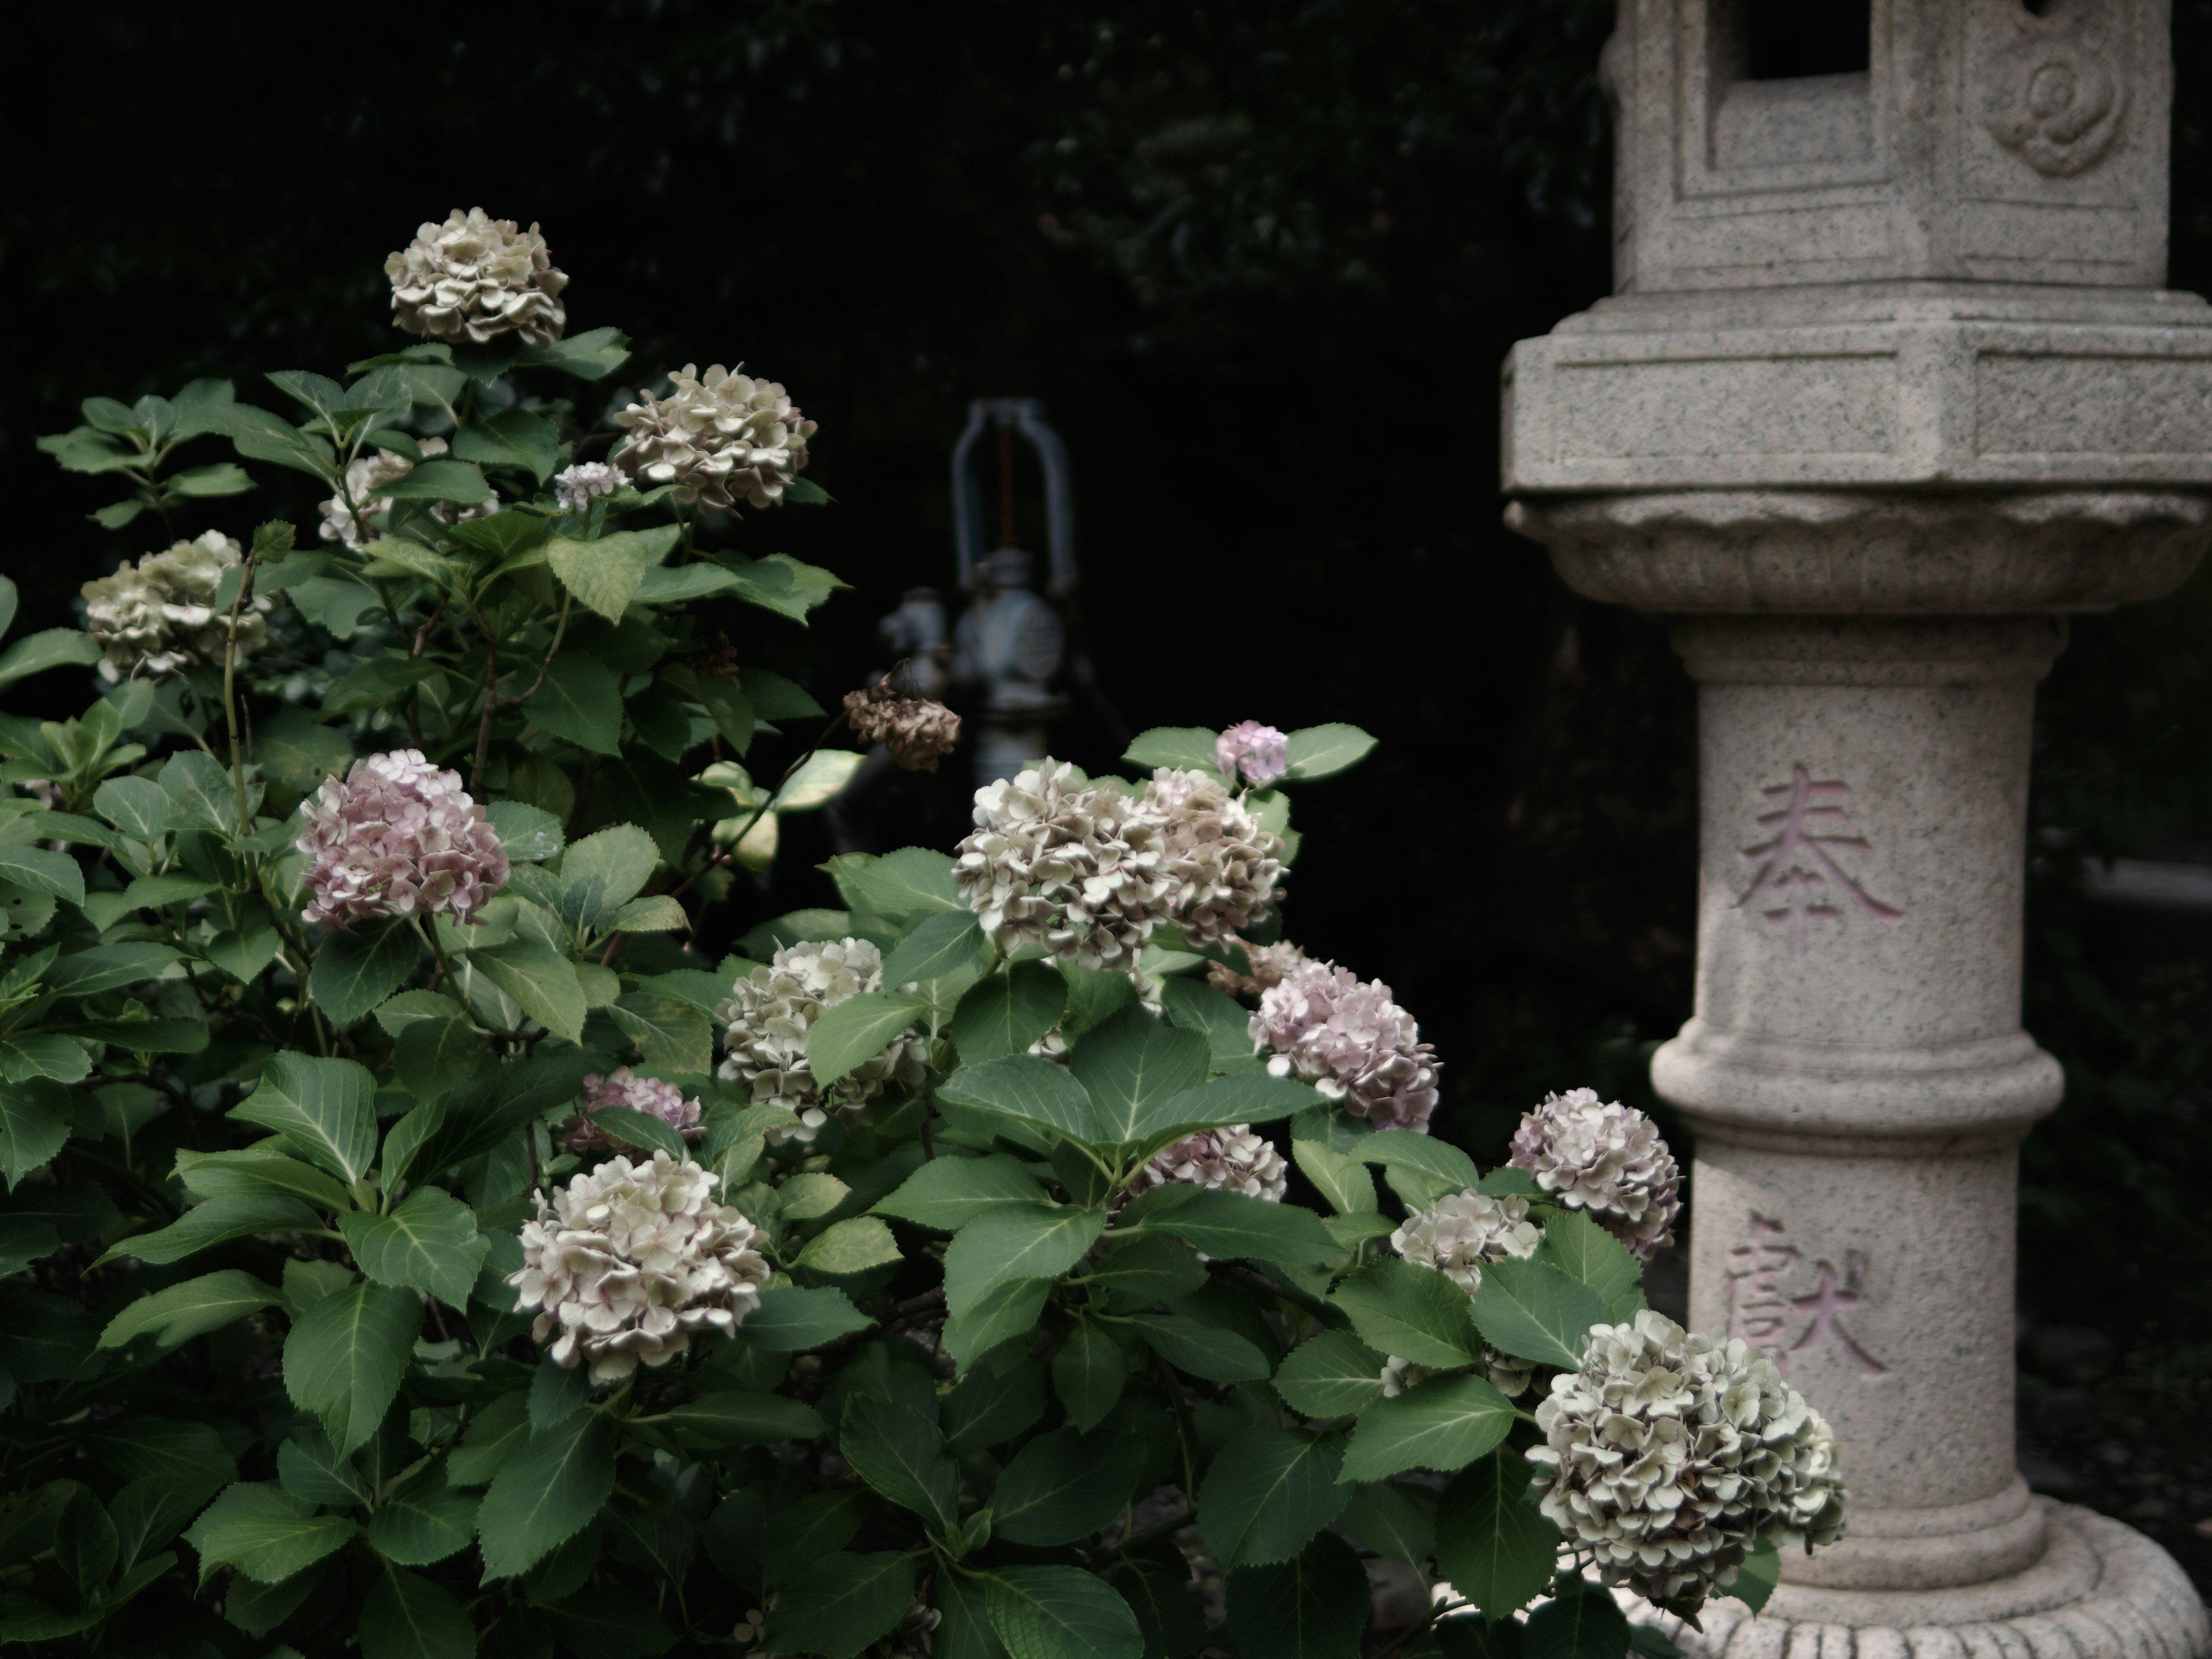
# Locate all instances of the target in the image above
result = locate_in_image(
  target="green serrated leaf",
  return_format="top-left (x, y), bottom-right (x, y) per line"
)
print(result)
top-left (740, 1284), bottom-right (874, 1353)
top-left (339, 1187), bottom-right (489, 1306)
top-left (0, 1079), bottom-right (72, 1188)
top-left (945, 1205), bottom-right (1105, 1317)
top-left (1524, 1587), bottom-right (1629, 1659)
top-left (1120, 1184), bottom-right (1338, 1270)
top-left (876, 1154), bottom-right (1048, 1232)
top-left (361, 1563), bottom-right (477, 1659)
top-left (950, 963), bottom-right (1069, 1065)
top-left (229, 1050), bottom-right (379, 1184)
top-left (1126, 1313), bottom-right (1271, 1382)
top-left (524, 652), bottom-right (626, 755)
top-left (1342, 1373), bottom-right (1516, 1482)
top-left (1198, 1426), bottom-right (1347, 1568)
top-left (1052, 1321), bottom-right (1130, 1433)
top-left (991, 1426), bottom-right (1139, 1545)
top-left (365, 1463), bottom-right (480, 1567)
top-left (987, 1565), bottom-right (1143, 1659)
top-left (283, 1279), bottom-right (420, 1454)
top-left (547, 527), bottom-right (681, 623)
top-left (1273, 1330), bottom-right (1388, 1418)
top-left (1469, 1259), bottom-right (1609, 1371)
top-left (310, 921), bottom-right (418, 1028)
top-left (97, 1269), bottom-right (281, 1351)
top-left (808, 991), bottom-right (928, 1089)
top-left (796, 1216), bottom-right (904, 1276)
top-left (1224, 1531), bottom-right (1368, 1659)
top-left (1121, 728), bottom-right (1222, 774)
top-left (183, 1482), bottom-right (356, 1585)
top-left (1435, 1450), bottom-right (1561, 1622)
top-left (762, 1552), bottom-right (916, 1659)
top-left (478, 1412), bottom-right (616, 1580)
top-left (841, 1397), bottom-right (959, 1529)
top-left (1339, 1480), bottom-right (1438, 1569)
top-left (1535, 1211), bottom-right (1646, 1322)
top-left (1328, 1259), bottom-right (1484, 1370)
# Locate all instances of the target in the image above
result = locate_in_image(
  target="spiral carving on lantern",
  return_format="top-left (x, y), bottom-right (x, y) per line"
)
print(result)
top-left (1982, 0), bottom-right (2127, 178)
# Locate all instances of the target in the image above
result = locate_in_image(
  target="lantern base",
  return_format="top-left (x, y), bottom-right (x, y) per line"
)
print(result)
top-left (1624, 1501), bottom-right (2207, 1659)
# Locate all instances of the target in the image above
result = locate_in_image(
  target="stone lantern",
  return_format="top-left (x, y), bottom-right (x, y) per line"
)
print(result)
top-left (1503, 2), bottom-right (2212, 1654)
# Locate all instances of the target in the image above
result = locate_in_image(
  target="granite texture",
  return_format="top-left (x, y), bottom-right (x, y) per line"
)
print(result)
top-left (1507, 492), bottom-right (2211, 613)
top-left (1501, 0), bottom-right (2211, 1645)
top-left (1502, 296), bottom-right (2212, 494)
top-left (1604, 0), bottom-right (2172, 293)
top-left (1622, 1502), bottom-right (2210, 1657)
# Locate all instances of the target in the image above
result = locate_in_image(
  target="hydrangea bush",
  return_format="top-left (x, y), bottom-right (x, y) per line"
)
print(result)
top-left (0, 213), bottom-right (1844, 1659)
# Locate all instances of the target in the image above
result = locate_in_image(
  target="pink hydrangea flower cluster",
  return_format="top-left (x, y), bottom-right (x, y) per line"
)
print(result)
top-left (1251, 959), bottom-right (1440, 1132)
top-left (1509, 1088), bottom-right (1682, 1260)
top-left (1215, 721), bottom-right (1289, 787)
top-left (1128, 1124), bottom-right (1289, 1202)
top-left (563, 1067), bottom-right (707, 1154)
top-left (296, 749), bottom-right (510, 929)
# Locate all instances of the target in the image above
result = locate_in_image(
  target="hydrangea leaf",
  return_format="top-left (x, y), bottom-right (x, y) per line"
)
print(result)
top-left (338, 1187), bottom-right (488, 1307)
top-left (282, 1279), bottom-right (420, 1455)
top-left (96, 1269), bottom-right (282, 1352)
top-left (1434, 1450), bottom-right (1560, 1621)
top-left (944, 1205), bottom-right (1105, 1316)
top-left (1273, 1330), bottom-right (1388, 1418)
top-left (476, 1412), bottom-right (616, 1580)
top-left (949, 963), bottom-right (1068, 1065)
top-left (986, 1565), bottom-right (1143, 1659)
top-left (840, 1397), bottom-right (959, 1530)
top-left (875, 1153), bottom-right (1050, 1232)
top-left (990, 1426), bottom-right (1141, 1546)
top-left (760, 1551), bottom-right (915, 1659)
top-left (1340, 1374), bottom-right (1516, 1482)
top-left (310, 921), bottom-right (418, 1029)
top-left (1327, 1259), bottom-right (1484, 1370)
top-left (183, 1482), bottom-right (357, 1586)
top-left (1536, 1211), bottom-right (1646, 1323)
top-left (1198, 1426), bottom-right (1348, 1569)
top-left (1224, 1531), bottom-right (1368, 1659)
top-left (1468, 1259), bottom-right (1609, 1371)
top-left (229, 1051), bottom-right (378, 1184)
top-left (807, 991), bottom-right (927, 1089)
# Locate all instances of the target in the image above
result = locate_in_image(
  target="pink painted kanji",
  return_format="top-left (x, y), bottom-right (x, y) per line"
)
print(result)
top-left (1787, 1252), bottom-right (1890, 1378)
top-left (1723, 1213), bottom-right (1889, 1379)
top-left (1735, 764), bottom-right (1902, 960)
top-left (1722, 1214), bottom-right (1801, 1346)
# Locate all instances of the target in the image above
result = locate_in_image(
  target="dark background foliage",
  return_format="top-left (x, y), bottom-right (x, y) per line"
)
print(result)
top-left (5, 0), bottom-right (2210, 1570)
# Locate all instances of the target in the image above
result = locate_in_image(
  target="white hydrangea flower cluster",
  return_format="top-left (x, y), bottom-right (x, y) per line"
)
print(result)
top-left (1251, 960), bottom-right (1440, 1132)
top-left (953, 760), bottom-right (1172, 972)
top-left (385, 207), bottom-right (568, 346)
top-left (295, 748), bottom-right (510, 928)
top-left (1509, 1088), bottom-right (1682, 1260)
top-left (564, 1068), bottom-right (707, 1154)
top-left (612, 363), bottom-right (816, 510)
top-left (1528, 1310), bottom-right (1849, 1617)
top-left (1391, 1191), bottom-right (1543, 1296)
top-left (1129, 1124), bottom-right (1288, 1202)
top-left (718, 938), bottom-right (927, 1143)
top-left (510, 1151), bottom-right (772, 1385)
top-left (553, 461), bottom-right (625, 513)
top-left (317, 437), bottom-right (498, 551)
top-left (1143, 768), bottom-right (1283, 945)
top-left (80, 531), bottom-right (272, 684)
